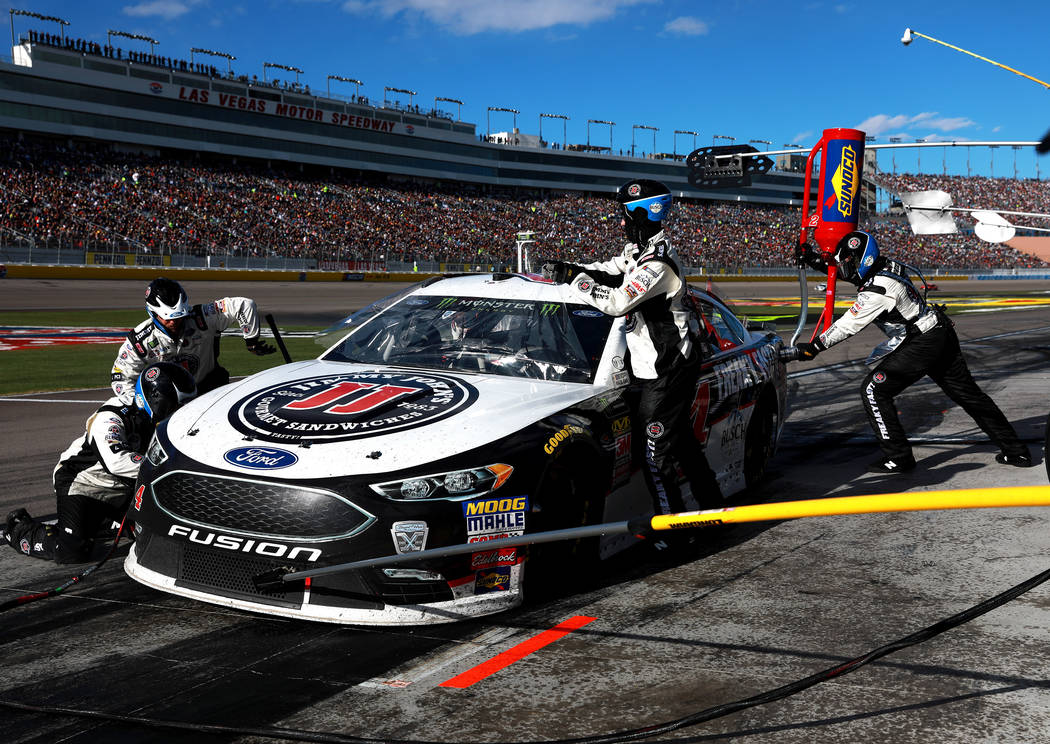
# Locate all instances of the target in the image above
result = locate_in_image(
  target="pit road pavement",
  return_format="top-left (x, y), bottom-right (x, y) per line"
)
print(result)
top-left (1, 278), bottom-right (1049, 743)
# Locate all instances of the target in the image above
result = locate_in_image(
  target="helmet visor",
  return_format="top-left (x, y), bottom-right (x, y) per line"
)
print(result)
top-left (622, 193), bottom-right (672, 222)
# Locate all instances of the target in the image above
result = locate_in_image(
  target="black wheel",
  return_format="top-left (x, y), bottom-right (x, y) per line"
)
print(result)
top-left (525, 453), bottom-right (606, 598)
top-left (744, 397), bottom-right (776, 490)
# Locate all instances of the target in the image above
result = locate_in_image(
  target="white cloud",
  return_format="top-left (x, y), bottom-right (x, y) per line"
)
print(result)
top-left (993, 125), bottom-right (1002, 132)
top-left (855, 112), bottom-right (974, 136)
top-left (664, 16), bottom-right (709, 36)
top-left (123, 0), bottom-right (196, 20)
top-left (341, 0), bottom-right (658, 34)
top-left (792, 131), bottom-right (813, 145)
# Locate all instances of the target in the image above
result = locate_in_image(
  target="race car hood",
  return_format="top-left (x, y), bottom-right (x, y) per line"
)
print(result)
top-left (164, 360), bottom-right (599, 478)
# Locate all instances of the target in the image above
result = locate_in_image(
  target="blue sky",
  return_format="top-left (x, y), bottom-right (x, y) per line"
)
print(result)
top-left (12, 0), bottom-right (1050, 178)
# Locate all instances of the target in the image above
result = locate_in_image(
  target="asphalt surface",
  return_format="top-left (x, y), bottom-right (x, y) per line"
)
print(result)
top-left (1, 278), bottom-right (1049, 744)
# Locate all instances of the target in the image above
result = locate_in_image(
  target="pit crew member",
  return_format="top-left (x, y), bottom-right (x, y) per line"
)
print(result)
top-left (110, 277), bottom-right (275, 403)
top-left (544, 179), bottom-right (720, 517)
top-left (794, 230), bottom-right (1032, 473)
top-left (3, 363), bottom-right (197, 562)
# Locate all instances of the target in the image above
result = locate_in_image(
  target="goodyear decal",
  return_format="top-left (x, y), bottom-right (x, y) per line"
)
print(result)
top-left (544, 424), bottom-right (584, 455)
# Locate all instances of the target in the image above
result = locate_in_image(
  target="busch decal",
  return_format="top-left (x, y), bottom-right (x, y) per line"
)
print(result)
top-left (223, 446), bottom-right (299, 470)
top-left (229, 372), bottom-right (477, 443)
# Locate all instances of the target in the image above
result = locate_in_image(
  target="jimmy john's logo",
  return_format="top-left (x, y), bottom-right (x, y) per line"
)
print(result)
top-left (229, 372), bottom-right (477, 443)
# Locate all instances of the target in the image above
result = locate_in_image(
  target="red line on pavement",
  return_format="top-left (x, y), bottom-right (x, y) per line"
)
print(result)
top-left (438, 615), bottom-right (597, 689)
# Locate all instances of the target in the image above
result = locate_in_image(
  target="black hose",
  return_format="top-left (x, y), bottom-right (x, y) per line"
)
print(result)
top-left (0, 518), bottom-right (127, 613)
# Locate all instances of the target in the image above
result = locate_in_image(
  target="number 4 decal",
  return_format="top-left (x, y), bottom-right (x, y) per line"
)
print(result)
top-left (284, 381), bottom-right (419, 415)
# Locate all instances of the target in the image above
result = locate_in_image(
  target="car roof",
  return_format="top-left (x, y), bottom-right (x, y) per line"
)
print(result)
top-left (411, 273), bottom-right (568, 301)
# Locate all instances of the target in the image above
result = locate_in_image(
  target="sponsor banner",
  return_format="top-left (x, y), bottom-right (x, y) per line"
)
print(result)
top-left (0, 326), bottom-right (129, 351)
top-left (86, 253), bottom-right (171, 266)
top-left (318, 260), bottom-right (386, 272)
top-left (229, 371), bottom-right (478, 443)
top-left (474, 566), bottom-right (512, 594)
top-left (172, 85), bottom-right (407, 135)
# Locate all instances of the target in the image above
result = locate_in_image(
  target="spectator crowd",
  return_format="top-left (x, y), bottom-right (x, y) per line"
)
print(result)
top-left (1, 135), bottom-right (1047, 271)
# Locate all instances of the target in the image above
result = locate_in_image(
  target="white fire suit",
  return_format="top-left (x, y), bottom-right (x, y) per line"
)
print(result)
top-left (111, 297), bottom-right (261, 404)
top-left (5, 398), bottom-right (151, 562)
top-left (566, 231), bottom-right (697, 380)
top-left (565, 232), bottom-right (717, 516)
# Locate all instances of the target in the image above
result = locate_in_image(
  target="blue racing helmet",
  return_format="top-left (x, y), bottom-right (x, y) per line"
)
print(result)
top-left (834, 231), bottom-right (880, 285)
top-left (134, 362), bottom-right (197, 423)
top-left (616, 180), bottom-right (672, 244)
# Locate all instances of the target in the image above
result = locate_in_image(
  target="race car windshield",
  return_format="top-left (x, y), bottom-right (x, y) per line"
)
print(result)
top-left (320, 295), bottom-right (614, 383)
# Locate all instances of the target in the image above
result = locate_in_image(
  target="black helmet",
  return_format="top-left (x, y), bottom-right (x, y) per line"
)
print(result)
top-left (145, 277), bottom-right (191, 330)
top-left (834, 231), bottom-right (881, 286)
top-left (134, 362), bottom-right (197, 423)
top-left (615, 179), bottom-right (673, 244)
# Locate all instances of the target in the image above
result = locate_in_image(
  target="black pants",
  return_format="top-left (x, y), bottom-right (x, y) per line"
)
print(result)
top-left (637, 355), bottom-right (721, 515)
top-left (8, 492), bottom-right (126, 563)
top-left (861, 321), bottom-right (1024, 462)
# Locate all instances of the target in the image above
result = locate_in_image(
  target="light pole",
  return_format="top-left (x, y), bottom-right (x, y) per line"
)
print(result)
top-left (190, 47), bottom-right (235, 76)
top-left (436, 96), bottom-right (463, 121)
top-left (889, 136), bottom-right (902, 174)
top-left (109, 29), bottom-right (159, 56)
top-left (487, 107), bottom-right (519, 138)
top-left (915, 138), bottom-right (926, 172)
top-left (264, 62), bottom-right (304, 85)
top-left (1013, 144), bottom-right (1023, 179)
top-left (540, 113), bottom-right (569, 149)
top-left (713, 134), bottom-right (735, 146)
top-left (384, 86), bottom-right (417, 109)
top-left (632, 124), bottom-right (657, 158)
top-left (674, 130), bottom-right (699, 158)
top-left (10, 9), bottom-right (68, 47)
top-left (328, 75), bottom-right (363, 100)
top-left (749, 138), bottom-right (771, 151)
top-left (990, 145), bottom-right (998, 177)
top-left (587, 119), bottom-right (614, 152)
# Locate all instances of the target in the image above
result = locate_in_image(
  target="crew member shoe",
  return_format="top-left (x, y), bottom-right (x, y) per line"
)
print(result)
top-left (3, 508), bottom-right (31, 545)
top-left (867, 457), bottom-right (916, 473)
top-left (996, 452), bottom-right (1034, 467)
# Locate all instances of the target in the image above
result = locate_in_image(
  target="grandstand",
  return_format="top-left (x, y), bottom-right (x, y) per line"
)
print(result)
top-left (0, 28), bottom-right (1047, 273)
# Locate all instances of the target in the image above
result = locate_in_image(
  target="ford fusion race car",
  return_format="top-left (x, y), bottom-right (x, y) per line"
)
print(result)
top-left (125, 273), bottom-right (788, 625)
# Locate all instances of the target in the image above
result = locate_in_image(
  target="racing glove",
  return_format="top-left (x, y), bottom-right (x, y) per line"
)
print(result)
top-left (795, 241), bottom-right (829, 272)
top-left (541, 261), bottom-right (582, 284)
top-left (245, 336), bottom-right (277, 356)
top-left (794, 340), bottom-right (825, 361)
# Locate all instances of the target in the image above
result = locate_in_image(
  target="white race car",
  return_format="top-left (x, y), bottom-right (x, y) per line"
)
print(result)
top-left (125, 273), bottom-right (788, 625)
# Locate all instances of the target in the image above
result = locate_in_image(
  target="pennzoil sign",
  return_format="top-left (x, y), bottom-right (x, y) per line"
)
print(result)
top-left (229, 372), bottom-right (478, 443)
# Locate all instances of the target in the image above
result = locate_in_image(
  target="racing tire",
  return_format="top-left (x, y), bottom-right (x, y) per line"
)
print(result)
top-left (743, 394), bottom-right (777, 491)
top-left (525, 453), bottom-right (606, 599)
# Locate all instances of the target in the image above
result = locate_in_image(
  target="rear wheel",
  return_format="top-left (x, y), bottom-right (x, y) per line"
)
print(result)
top-left (744, 396), bottom-right (777, 490)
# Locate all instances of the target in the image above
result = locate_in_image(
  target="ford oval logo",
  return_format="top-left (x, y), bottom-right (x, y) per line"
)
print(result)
top-left (223, 446), bottom-right (298, 469)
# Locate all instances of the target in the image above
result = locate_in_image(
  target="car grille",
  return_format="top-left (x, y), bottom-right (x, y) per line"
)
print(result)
top-left (152, 471), bottom-right (374, 540)
top-left (178, 544), bottom-right (305, 609)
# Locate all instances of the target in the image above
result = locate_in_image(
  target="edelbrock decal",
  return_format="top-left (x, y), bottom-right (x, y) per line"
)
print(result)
top-left (223, 446), bottom-right (299, 470)
top-left (229, 372), bottom-right (478, 443)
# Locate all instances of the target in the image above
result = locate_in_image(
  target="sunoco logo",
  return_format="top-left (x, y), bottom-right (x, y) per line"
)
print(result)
top-left (229, 372), bottom-right (477, 443)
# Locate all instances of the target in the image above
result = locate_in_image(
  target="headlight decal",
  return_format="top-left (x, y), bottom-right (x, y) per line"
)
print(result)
top-left (371, 463), bottom-right (513, 501)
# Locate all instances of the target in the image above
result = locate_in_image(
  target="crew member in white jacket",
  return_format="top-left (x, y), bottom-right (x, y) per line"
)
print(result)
top-left (110, 277), bottom-right (275, 403)
top-left (545, 179), bottom-right (719, 518)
